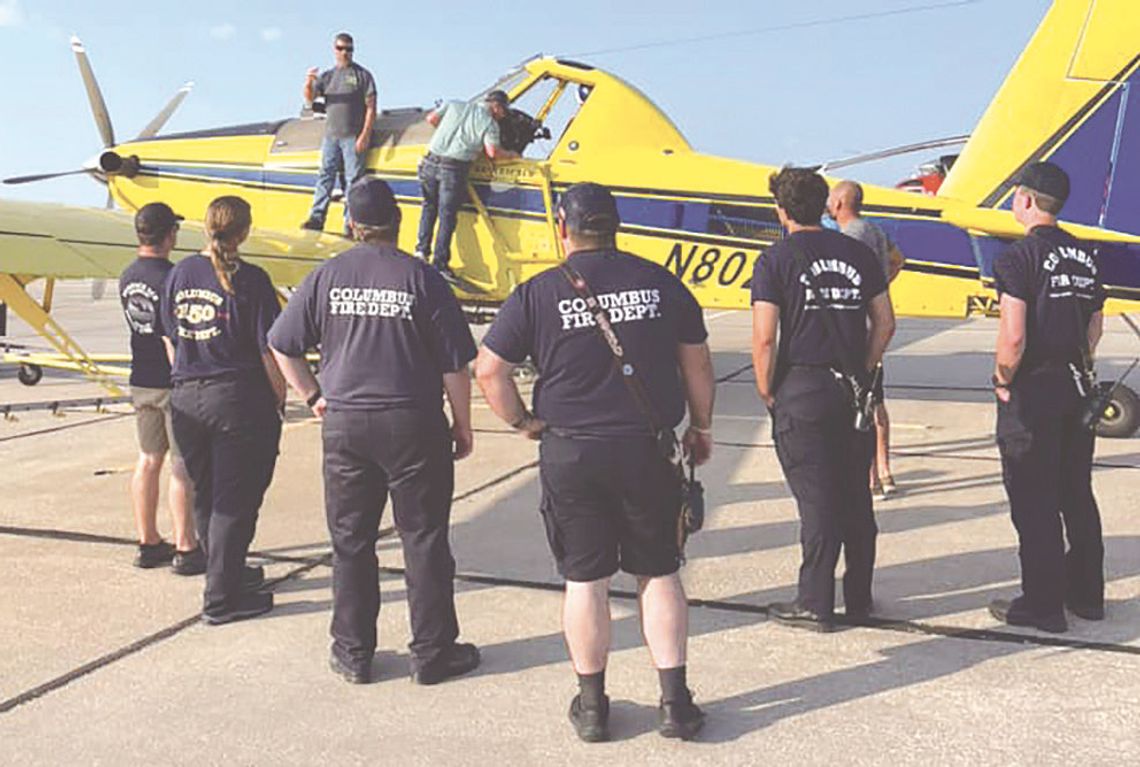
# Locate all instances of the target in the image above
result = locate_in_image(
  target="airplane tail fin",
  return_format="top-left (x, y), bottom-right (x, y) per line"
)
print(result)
top-left (938, 0), bottom-right (1140, 235)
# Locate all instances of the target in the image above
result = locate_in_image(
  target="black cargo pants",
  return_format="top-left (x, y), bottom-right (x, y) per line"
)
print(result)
top-left (997, 369), bottom-right (1104, 616)
top-left (321, 407), bottom-right (459, 671)
top-left (171, 375), bottom-right (281, 616)
top-left (772, 367), bottom-right (876, 617)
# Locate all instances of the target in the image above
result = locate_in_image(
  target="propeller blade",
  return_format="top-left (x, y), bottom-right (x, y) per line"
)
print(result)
top-left (71, 35), bottom-right (115, 148)
top-left (2, 168), bottom-right (93, 185)
top-left (136, 81), bottom-right (194, 140)
top-left (817, 134), bottom-right (970, 174)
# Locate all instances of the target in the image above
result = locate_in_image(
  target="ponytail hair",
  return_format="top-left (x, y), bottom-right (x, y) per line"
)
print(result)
top-left (203, 196), bottom-right (252, 293)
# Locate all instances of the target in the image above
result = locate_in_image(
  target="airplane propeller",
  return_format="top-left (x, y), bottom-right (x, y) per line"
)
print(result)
top-left (2, 168), bottom-right (97, 185)
top-left (1, 36), bottom-right (193, 187)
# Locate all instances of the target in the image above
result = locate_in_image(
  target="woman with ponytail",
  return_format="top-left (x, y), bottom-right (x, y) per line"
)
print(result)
top-left (160, 195), bottom-right (286, 624)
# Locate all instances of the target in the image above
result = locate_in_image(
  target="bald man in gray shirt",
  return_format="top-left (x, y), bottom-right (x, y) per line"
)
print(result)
top-left (827, 180), bottom-right (904, 500)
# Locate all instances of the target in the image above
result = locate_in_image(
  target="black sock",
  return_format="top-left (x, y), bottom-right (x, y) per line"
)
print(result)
top-left (658, 665), bottom-right (689, 703)
top-left (577, 670), bottom-right (606, 707)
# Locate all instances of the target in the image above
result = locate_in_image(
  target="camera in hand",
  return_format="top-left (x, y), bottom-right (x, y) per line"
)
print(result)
top-left (499, 108), bottom-right (551, 154)
top-left (839, 367), bottom-right (881, 433)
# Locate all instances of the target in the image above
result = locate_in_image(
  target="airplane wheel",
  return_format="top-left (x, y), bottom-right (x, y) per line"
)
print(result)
top-left (1096, 384), bottom-right (1139, 439)
top-left (18, 363), bottom-right (43, 386)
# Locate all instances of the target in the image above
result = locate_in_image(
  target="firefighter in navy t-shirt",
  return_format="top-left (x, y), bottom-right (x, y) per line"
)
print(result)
top-left (119, 202), bottom-right (200, 573)
top-left (476, 183), bottom-right (715, 743)
top-left (161, 195), bottom-right (286, 626)
top-left (988, 162), bottom-right (1107, 634)
top-left (269, 178), bottom-right (480, 686)
top-left (751, 167), bottom-right (895, 632)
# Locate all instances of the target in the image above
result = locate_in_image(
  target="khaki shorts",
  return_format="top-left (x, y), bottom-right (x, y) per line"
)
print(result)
top-left (132, 386), bottom-right (179, 459)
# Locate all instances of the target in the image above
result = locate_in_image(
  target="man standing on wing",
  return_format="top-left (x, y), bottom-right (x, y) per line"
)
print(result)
top-left (301, 31), bottom-right (377, 234)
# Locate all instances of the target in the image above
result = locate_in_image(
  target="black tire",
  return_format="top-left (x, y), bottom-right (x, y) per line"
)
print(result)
top-left (1096, 384), bottom-right (1139, 439)
top-left (17, 363), bottom-right (43, 386)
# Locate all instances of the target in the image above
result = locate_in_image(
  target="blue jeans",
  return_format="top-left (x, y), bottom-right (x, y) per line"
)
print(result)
top-left (309, 135), bottom-right (366, 227)
top-left (416, 155), bottom-right (470, 270)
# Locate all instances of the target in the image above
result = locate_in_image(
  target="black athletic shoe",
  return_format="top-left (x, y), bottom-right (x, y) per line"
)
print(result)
top-left (844, 602), bottom-right (874, 623)
top-left (410, 642), bottom-right (480, 685)
top-left (568, 694), bottom-right (610, 743)
top-left (134, 541), bottom-right (175, 569)
top-left (201, 591), bottom-right (274, 626)
top-left (768, 601), bottom-right (837, 633)
top-left (329, 650), bottom-right (371, 684)
top-left (242, 565), bottom-right (266, 590)
top-left (300, 218), bottom-right (324, 232)
top-left (989, 598), bottom-right (1067, 633)
top-left (171, 546), bottom-right (206, 576)
top-left (658, 693), bottom-right (705, 740)
top-left (1067, 601), bottom-right (1106, 621)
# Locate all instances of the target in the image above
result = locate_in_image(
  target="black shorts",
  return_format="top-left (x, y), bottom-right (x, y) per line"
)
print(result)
top-left (538, 432), bottom-right (682, 582)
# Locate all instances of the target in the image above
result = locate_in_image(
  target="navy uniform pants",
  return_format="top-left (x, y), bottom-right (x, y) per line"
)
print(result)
top-left (171, 375), bottom-right (281, 616)
top-left (772, 367), bottom-right (876, 617)
top-left (997, 369), bottom-right (1104, 616)
top-left (321, 407), bottom-right (459, 672)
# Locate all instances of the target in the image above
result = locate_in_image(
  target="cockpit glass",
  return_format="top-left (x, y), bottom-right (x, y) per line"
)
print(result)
top-left (470, 67), bottom-right (531, 102)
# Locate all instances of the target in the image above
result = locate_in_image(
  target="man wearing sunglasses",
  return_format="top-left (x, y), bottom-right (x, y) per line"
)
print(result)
top-left (302, 32), bottom-right (377, 234)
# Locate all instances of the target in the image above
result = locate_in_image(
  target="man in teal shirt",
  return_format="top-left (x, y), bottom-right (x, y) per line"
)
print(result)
top-left (416, 90), bottom-right (518, 281)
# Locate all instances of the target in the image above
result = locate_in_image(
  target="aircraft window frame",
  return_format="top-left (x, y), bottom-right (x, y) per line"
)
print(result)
top-left (470, 67), bottom-right (533, 103)
top-left (509, 76), bottom-right (591, 161)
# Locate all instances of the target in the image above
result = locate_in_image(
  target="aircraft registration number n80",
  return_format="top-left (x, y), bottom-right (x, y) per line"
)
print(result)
top-left (662, 242), bottom-right (760, 292)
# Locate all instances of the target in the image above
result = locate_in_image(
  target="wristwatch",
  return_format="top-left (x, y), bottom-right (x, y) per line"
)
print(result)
top-left (306, 388), bottom-right (323, 408)
top-left (990, 375), bottom-right (1010, 390)
top-left (510, 410), bottom-right (533, 429)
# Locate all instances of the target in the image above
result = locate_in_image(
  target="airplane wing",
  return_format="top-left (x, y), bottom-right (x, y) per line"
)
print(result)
top-left (0, 198), bottom-right (343, 287)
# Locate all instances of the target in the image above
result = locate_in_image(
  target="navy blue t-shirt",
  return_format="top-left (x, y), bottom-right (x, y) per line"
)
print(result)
top-left (482, 249), bottom-right (708, 437)
top-left (751, 229), bottom-right (887, 373)
top-left (160, 254), bottom-right (280, 382)
top-left (993, 225), bottom-right (1105, 374)
top-left (119, 257), bottom-right (173, 388)
top-left (267, 243), bottom-right (477, 412)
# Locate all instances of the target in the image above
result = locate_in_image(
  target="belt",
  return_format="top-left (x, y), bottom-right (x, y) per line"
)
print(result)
top-left (424, 152), bottom-right (471, 166)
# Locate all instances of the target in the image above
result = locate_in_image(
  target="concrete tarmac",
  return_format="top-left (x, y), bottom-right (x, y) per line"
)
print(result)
top-left (1, 280), bottom-right (1138, 765)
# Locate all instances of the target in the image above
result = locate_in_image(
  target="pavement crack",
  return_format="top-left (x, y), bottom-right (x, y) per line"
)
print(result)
top-left (0, 413), bottom-right (129, 444)
top-left (0, 553), bottom-right (330, 716)
top-left (453, 460), bottom-right (539, 502)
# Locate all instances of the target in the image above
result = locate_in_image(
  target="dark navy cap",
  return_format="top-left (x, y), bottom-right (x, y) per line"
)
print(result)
top-left (1016, 161), bottom-right (1070, 204)
top-left (134, 202), bottom-right (183, 239)
top-left (558, 182), bottom-right (620, 234)
top-left (348, 177), bottom-right (400, 227)
top-left (485, 89), bottom-right (509, 107)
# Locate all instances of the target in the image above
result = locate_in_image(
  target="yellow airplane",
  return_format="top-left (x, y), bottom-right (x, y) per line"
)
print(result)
top-left (1, 0), bottom-right (1138, 429)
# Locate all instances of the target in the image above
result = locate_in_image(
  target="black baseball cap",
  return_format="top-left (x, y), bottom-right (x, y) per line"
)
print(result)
top-left (558, 182), bottom-right (620, 234)
top-left (485, 89), bottom-right (509, 107)
top-left (134, 202), bottom-right (183, 239)
top-left (347, 177), bottom-right (400, 227)
top-left (1016, 161), bottom-right (1070, 204)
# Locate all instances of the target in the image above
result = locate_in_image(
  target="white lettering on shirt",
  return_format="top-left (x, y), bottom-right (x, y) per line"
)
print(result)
top-left (1043, 245), bottom-right (1098, 300)
top-left (327, 286), bottom-right (415, 320)
top-left (558, 288), bottom-right (662, 330)
top-left (799, 260), bottom-right (864, 310)
top-left (173, 287), bottom-right (225, 340)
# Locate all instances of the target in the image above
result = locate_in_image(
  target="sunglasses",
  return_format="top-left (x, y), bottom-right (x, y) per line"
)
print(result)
top-left (336, 45), bottom-right (354, 52)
